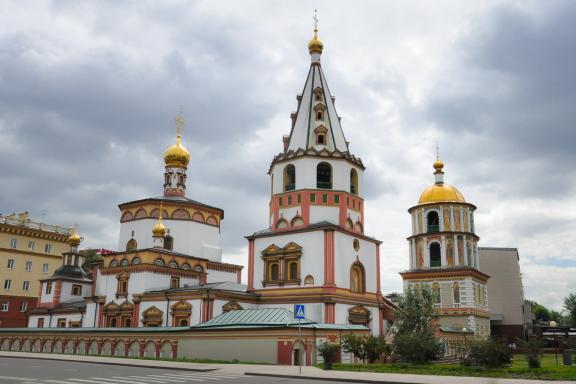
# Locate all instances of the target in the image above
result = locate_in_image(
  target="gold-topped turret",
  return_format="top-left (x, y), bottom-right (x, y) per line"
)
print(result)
top-left (163, 112), bottom-right (190, 168)
top-left (308, 10), bottom-right (323, 54)
top-left (152, 220), bottom-right (166, 237)
top-left (68, 232), bottom-right (82, 247)
top-left (418, 158), bottom-right (466, 204)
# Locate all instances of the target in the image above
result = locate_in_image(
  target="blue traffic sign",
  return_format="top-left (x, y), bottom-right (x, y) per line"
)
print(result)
top-left (294, 304), bottom-right (305, 319)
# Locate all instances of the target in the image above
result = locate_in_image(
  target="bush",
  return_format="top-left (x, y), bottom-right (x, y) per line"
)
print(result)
top-left (467, 339), bottom-right (512, 368)
top-left (393, 332), bottom-right (440, 363)
top-left (317, 342), bottom-right (340, 370)
top-left (341, 335), bottom-right (389, 364)
top-left (517, 337), bottom-right (544, 368)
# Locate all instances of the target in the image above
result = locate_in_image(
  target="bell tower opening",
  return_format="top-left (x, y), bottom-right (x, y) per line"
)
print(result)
top-left (430, 242), bottom-right (441, 267)
top-left (316, 162), bottom-right (332, 189)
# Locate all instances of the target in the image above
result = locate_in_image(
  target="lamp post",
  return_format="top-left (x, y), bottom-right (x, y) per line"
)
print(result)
top-left (462, 327), bottom-right (468, 360)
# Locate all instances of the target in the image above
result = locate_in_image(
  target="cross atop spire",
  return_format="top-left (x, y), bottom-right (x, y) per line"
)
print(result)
top-left (308, 10), bottom-right (324, 57)
top-left (175, 108), bottom-right (185, 145)
top-left (313, 9), bottom-right (319, 35)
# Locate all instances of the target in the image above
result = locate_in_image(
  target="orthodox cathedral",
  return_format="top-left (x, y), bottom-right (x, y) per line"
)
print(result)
top-left (27, 24), bottom-right (396, 335)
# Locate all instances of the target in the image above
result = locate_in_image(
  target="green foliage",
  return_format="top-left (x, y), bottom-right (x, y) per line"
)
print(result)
top-left (317, 342), bottom-right (339, 369)
top-left (341, 335), bottom-right (389, 364)
top-left (517, 337), bottom-right (544, 368)
top-left (393, 332), bottom-right (440, 363)
top-left (392, 285), bottom-right (439, 363)
top-left (467, 339), bottom-right (512, 368)
top-left (394, 286), bottom-right (437, 336)
top-left (527, 300), bottom-right (564, 323)
top-left (81, 249), bottom-right (102, 278)
top-left (563, 293), bottom-right (576, 327)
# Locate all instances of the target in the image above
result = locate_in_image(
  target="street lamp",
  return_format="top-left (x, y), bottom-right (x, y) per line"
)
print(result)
top-left (462, 327), bottom-right (468, 360)
top-left (550, 321), bottom-right (558, 366)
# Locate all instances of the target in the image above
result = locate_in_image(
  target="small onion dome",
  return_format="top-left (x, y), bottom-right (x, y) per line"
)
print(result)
top-left (308, 29), bottom-right (323, 54)
top-left (152, 220), bottom-right (166, 237)
top-left (68, 232), bottom-right (82, 247)
top-left (164, 137), bottom-right (190, 168)
top-left (418, 184), bottom-right (466, 204)
top-left (433, 159), bottom-right (444, 171)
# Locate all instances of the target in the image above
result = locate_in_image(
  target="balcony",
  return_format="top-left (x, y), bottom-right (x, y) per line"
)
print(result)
top-left (284, 184), bottom-right (295, 192)
top-left (317, 182), bottom-right (332, 189)
top-left (427, 224), bottom-right (440, 233)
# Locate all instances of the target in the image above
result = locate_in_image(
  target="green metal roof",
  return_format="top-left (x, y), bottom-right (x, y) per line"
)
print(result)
top-left (0, 327), bottom-right (189, 333)
top-left (194, 308), bottom-right (315, 329)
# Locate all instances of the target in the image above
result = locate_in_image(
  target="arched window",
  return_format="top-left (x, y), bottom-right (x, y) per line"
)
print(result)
top-left (317, 134), bottom-right (325, 145)
top-left (120, 259), bottom-right (129, 267)
top-left (287, 261), bottom-right (298, 280)
top-left (354, 221), bottom-right (363, 233)
top-left (131, 257), bottom-right (141, 265)
top-left (427, 211), bottom-right (439, 233)
top-left (276, 218), bottom-right (289, 230)
top-left (181, 263), bottom-right (191, 271)
top-left (168, 261), bottom-right (178, 269)
top-left (269, 263), bottom-right (279, 281)
top-left (154, 258), bottom-right (165, 267)
top-left (453, 282), bottom-right (460, 304)
top-left (346, 218), bottom-right (354, 230)
top-left (304, 274), bottom-right (314, 285)
top-left (316, 162), bottom-right (332, 189)
top-left (290, 216), bottom-right (304, 227)
top-left (432, 282), bottom-right (441, 305)
top-left (350, 169), bottom-right (358, 195)
top-left (283, 164), bottom-right (296, 192)
top-left (350, 262), bottom-right (366, 293)
top-left (126, 239), bottom-right (137, 251)
top-left (109, 260), bottom-right (119, 268)
top-left (429, 242), bottom-right (441, 267)
top-left (164, 235), bottom-right (173, 251)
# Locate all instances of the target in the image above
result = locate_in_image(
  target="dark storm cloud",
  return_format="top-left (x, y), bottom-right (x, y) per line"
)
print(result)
top-left (422, 1), bottom-right (576, 198)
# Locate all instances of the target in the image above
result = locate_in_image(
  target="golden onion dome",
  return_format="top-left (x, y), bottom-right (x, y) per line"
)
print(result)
top-left (163, 138), bottom-right (190, 168)
top-left (433, 159), bottom-right (444, 170)
top-left (68, 232), bottom-right (82, 247)
top-left (152, 220), bottom-right (166, 237)
top-left (418, 184), bottom-right (466, 204)
top-left (308, 29), bottom-right (323, 54)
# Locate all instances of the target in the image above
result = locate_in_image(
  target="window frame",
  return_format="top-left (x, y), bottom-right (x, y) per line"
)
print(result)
top-left (42, 263), bottom-right (49, 273)
top-left (44, 243), bottom-right (51, 254)
top-left (7, 259), bottom-right (15, 269)
top-left (10, 239), bottom-right (17, 249)
top-left (71, 284), bottom-right (82, 296)
top-left (0, 302), bottom-right (8, 312)
top-left (19, 301), bottom-right (28, 312)
top-left (22, 281), bottom-right (30, 291)
top-left (25, 261), bottom-right (32, 272)
top-left (4, 279), bottom-right (12, 290)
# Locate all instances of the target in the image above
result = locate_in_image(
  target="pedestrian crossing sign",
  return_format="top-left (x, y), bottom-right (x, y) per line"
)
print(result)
top-left (294, 304), bottom-right (305, 319)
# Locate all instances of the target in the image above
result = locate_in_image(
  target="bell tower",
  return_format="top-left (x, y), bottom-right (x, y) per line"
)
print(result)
top-left (163, 112), bottom-right (190, 197)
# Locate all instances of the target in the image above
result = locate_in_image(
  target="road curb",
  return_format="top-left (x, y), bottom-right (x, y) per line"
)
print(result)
top-left (245, 372), bottom-right (422, 384)
top-left (0, 352), bottom-right (217, 372)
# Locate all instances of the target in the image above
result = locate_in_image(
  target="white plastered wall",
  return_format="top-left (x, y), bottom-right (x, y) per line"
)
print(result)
top-left (59, 281), bottom-right (92, 303)
top-left (334, 303), bottom-right (379, 335)
top-left (333, 232), bottom-right (378, 293)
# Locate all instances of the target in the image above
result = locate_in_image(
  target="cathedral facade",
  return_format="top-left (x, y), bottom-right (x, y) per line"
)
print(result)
top-left (26, 26), bottom-right (395, 335)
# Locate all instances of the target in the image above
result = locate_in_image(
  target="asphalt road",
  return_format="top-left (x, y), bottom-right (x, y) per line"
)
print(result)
top-left (0, 357), bottom-right (343, 384)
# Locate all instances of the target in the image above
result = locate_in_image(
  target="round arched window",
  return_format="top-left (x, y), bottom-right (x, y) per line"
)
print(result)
top-left (181, 263), bottom-right (191, 271)
top-left (120, 259), bottom-right (129, 267)
top-left (154, 259), bottom-right (165, 267)
top-left (168, 261), bottom-right (178, 269)
top-left (109, 260), bottom-right (119, 267)
top-left (353, 239), bottom-right (360, 251)
top-left (131, 257), bottom-right (141, 265)
top-left (193, 265), bottom-right (203, 273)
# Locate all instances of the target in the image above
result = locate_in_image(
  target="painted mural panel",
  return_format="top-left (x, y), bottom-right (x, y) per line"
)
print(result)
top-left (446, 238), bottom-right (454, 266)
top-left (454, 207), bottom-right (461, 231)
top-left (443, 207), bottom-right (451, 231)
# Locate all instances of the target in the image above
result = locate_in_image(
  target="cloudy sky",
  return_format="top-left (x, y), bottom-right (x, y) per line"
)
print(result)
top-left (1, 0), bottom-right (575, 311)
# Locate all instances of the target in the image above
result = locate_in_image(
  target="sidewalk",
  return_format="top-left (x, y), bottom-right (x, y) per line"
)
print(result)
top-left (1, 351), bottom-right (574, 384)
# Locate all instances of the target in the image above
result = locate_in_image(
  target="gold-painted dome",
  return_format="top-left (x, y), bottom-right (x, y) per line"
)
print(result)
top-left (164, 139), bottom-right (190, 168)
top-left (418, 184), bottom-right (466, 204)
top-left (68, 232), bottom-right (82, 247)
top-left (152, 220), bottom-right (166, 237)
top-left (308, 33), bottom-right (324, 54)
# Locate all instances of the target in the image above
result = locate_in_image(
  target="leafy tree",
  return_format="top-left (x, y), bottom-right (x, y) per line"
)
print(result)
top-left (527, 300), bottom-right (563, 323)
top-left (394, 285), bottom-right (437, 335)
top-left (392, 286), bottom-right (440, 363)
top-left (317, 342), bottom-right (340, 369)
top-left (341, 334), bottom-right (389, 364)
top-left (563, 293), bottom-right (576, 327)
top-left (467, 339), bottom-right (512, 368)
top-left (81, 249), bottom-right (101, 278)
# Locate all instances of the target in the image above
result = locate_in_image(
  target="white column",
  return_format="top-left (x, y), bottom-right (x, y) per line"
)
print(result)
top-left (439, 206), bottom-right (444, 231)
top-left (424, 239), bottom-right (430, 268)
top-left (409, 240), bottom-right (414, 269)
top-left (454, 234), bottom-right (460, 266)
top-left (450, 206), bottom-right (455, 231)
top-left (440, 235), bottom-right (446, 267)
top-left (460, 207), bottom-right (465, 232)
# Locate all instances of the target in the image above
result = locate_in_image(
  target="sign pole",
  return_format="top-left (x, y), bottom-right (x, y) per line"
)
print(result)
top-left (298, 317), bottom-right (302, 375)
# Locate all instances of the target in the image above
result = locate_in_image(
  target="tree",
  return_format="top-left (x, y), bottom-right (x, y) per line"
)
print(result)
top-left (392, 285), bottom-right (440, 363)
top-left (341, 334), bottom-right (389, 364)
top-left (81, 249), bottom-right (101, 278)
top-left (317, 342), bottom-right (340, 370)
top-left (527, 300), bottom-right (564, 323)
top-left (564, 293), bottom-right (576, 327)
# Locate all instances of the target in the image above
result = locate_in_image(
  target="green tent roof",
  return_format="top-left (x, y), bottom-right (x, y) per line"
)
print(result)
top-left (194, 308), bottom-right (315, 329)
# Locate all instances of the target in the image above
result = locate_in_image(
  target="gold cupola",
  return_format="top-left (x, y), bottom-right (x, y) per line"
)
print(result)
top-left (163, 112), bottom-right (190, 168)
top-left (68, 231), bottom-right (82, 247)
top-left (308, 10), bottom-right (323, 54)
top-left (418, 159), bottom-right (466, 204)
top-left (152, 219), bottom-right (166, 237)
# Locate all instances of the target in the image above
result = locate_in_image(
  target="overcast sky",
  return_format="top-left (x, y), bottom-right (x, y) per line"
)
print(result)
top-left (1, 0), bottom-right (575, 311)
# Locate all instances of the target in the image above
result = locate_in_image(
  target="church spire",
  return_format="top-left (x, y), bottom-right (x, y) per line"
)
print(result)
top-left (285, 19), bottom-right (348, 153)
top-left (163, 111), bottom-right (190, 197)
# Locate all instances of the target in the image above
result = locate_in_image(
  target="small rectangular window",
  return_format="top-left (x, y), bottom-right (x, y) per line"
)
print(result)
top-left (322, 194), bottom-right (328, 204)
top-left (4, 280), bottom-right (12, 290)
top-left (279, 197), bottom-right (283, 207)
top-left (28, 241), bottom-right (35, 251)
top-left (310, 193), bottom-right (316, 203)
top-left (22, 281), bottom-right (30, 291)
top-left (10, 239), bottom-right (17, 249)
top-left (42, 263), bottom-right (49, 273)
top-left (37, 318), bottom-right (44, 328)
top-left (287, 196), bottom-right (292, 205)
top-left (297, 194), bottom-right (301, 204)
top-left (44, 243), bottom-right (52, 254)
top-left (170, 276), bottom-right (180, 289)
top-left (334, 195), bottom-right (340, 204)
top-left (71, 284), bottom-right (82, 296)
top-left (45, 282), bottom-right (52, 295)
top-left (25, 261), bottom-right (32, 271)
top-left (7, 259), bottom-right (15, 269)
top-left (19, 302), bottom-right (28, 312)
top-left (57, 318), bottom-right (66, 328)
top-left (0, 302), bottom-right (8, 312)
